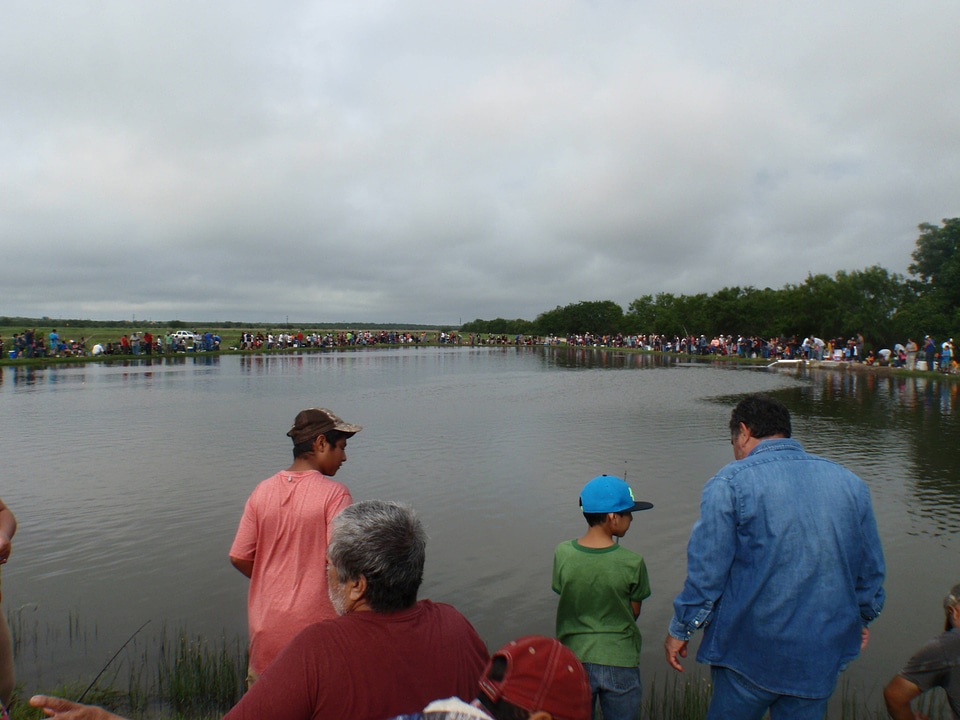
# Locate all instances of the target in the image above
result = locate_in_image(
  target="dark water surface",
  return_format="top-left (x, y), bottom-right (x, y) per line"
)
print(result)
top-left (1, 347), bottom-right (959, 703)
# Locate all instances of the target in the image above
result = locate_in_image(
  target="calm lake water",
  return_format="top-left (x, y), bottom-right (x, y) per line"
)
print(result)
top-left (1, 346), bottom-right (959, 705)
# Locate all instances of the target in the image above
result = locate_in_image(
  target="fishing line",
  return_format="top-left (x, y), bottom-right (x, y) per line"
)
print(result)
top-left (77, 619), bottom-right (151, 703)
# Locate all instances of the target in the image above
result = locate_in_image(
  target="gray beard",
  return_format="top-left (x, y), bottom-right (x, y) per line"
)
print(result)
top-left (328, 582), bottom-right (348, 616)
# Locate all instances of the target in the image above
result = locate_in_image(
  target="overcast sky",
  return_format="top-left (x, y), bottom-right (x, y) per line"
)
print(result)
top-left (3, 2), bottom-right (959, 325)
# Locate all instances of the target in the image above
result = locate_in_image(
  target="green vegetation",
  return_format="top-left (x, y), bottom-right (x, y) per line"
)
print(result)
top-left (642, 674), bottom-right (713, 720)
top-left (463, 218), bottom-right (960, 348)
top-left (7, 614), bottom-right (245, 720)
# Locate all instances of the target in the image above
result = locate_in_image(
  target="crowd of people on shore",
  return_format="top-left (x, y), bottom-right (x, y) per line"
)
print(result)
top-left (483, 331), bottom-right (960, 372)
top-left (237, 329), bottom-right (441, 349)
top-left (0, 329), bottom-right (457, 359)
top-left (18, 398), bottom-right (960, 720)
top-left (3, 326), bottom-right (958, 374)
top-left (0, 329), bottom-right (89, 359)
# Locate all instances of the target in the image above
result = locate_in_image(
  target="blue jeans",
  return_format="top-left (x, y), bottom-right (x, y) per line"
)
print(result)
top-left (707, 666), bottom-right (829, 720)
top-left (583, 663), bottom-right (641, 720)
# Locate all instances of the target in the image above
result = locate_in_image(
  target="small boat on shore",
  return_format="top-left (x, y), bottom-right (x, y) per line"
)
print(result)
top-left (766, 359), bottom-right (803, 368)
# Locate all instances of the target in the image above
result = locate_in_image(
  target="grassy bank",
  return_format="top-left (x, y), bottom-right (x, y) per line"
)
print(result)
top-left (10, 617), bottom-right (247, 720)
top-left (5, 612), bottom-right (952, 720)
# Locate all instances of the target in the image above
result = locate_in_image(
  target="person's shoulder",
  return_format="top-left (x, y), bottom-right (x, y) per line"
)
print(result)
top-left (319, 474), bottom-right (351, 495)
top-left (936, 627), bottom-right (960, 653)
top-left (257, 469), bottom-right (289, 485)
top-left (799, 451), bottom-right (867, 482)
top-left (554, 538), bottom-right (578, 554)
top-left (611, 544), bottom-right (646, 562)
top-left (902, 629), bottom-right (960, 670)
top-left (279, 615), bottom-right (349, 655)
top-left (416, 601), bottom-right (484, 635)
top-left (417, 598), bottom-right (469, 621)
top-left (246, 470), bottom-right (288, 496)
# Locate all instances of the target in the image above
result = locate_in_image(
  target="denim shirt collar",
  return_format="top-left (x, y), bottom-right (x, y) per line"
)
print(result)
top-left (746, 436), bottom-right (802, 457)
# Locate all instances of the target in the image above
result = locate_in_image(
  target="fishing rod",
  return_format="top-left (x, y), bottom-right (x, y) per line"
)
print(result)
top-left (617, 460), bottom-right (629, 544)
top-left (77, 619), bottom-right (151, 703)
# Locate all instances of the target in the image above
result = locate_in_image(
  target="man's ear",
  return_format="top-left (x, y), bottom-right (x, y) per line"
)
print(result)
top-left (348, 574), bottom-right (367, 601)
top-left (949, 604), bottom-right (960, 628)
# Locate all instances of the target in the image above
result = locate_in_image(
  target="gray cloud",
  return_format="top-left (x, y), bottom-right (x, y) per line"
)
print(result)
top-left (2, 1), bottom-right (958, 324)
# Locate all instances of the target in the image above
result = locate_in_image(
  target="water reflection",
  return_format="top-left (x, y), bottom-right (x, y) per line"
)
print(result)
top-left (772, 366), bottom-right (960, 538)
top-left (546, 347), bottom-right (687, 370)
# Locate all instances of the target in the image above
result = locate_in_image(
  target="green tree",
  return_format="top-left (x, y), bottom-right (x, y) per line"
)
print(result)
top-left (836, 266), bottom-right (907, 346)
top-left (739, 287), bottom-right (785, 338)
top-left (907, 218), bottom-right (960, 336)
top-left (624, 295), bottom-right (656, 334)
top-left (702, 286), bottom-right (753, 337)
top-left (533, 300), bottom-right (624, 336)
top-left (786, 274), bottom-right (841, 340)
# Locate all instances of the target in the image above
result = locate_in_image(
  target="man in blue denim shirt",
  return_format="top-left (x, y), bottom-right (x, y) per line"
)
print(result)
top-left (664, 395), bottom-right (886, 720)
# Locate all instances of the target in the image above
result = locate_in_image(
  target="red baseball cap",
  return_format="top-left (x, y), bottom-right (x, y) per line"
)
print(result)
top-left (477, 636), bottom-right (591, 720)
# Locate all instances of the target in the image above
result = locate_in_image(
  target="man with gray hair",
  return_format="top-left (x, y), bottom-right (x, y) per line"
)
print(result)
top-left (32, 500), bottom-right (490, 720)
top-left (884, 584), bottom-right (960, 720)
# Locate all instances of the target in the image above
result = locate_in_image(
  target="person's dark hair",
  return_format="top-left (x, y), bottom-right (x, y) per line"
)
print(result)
top-left (477, 656), bottom-right (530, 720)
top-left (583, 510), bottom-right (630, 527)
top-left (292, 429), bottom-right (353, 459)
top-left (728, 394), bottom-right (791, 440)
top-left (327, 500), bottom-right (425, 613)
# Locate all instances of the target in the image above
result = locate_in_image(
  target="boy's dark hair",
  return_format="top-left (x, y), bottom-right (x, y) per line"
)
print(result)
top-left (583, 510), bottom-right (631, 527)
top-left (477, 656), bottom-right (529, 720)
top-left (728, 394), bottom-right (791, 440)
top-left (292, 429), bottom-right (353, 459)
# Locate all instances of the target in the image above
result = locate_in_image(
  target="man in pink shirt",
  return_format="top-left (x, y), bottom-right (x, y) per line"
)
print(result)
top-left (229, 407), bottom-right (361, 683)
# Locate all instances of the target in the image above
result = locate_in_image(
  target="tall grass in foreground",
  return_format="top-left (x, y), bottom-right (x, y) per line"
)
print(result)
top-left (7, 618), bottom-right (246, 720)
top-left (644, 674), bottom-right (712, 720)
top-left (157, 631), bottom-right (246, 717)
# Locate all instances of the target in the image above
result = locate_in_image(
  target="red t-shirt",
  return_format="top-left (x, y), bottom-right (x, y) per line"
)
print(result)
top-left (223, 600), bottom-right (490, 720)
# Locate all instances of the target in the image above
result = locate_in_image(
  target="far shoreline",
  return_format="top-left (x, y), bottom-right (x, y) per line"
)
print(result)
top-left (1, 341), bottom-right (956, 384)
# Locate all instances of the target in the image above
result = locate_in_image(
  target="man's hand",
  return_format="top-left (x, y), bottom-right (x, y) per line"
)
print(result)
top-left (0, 534), bottom-right (12, 564)
top-left (664, 635), bottom-right (688, 672)
top-left (861, 627), bottom-right (870, 650)
top-left (30, 695), bottom-right (128, 720)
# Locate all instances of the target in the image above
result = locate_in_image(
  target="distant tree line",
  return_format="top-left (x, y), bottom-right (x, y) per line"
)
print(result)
top-left (462, 218), bottom-right (960, 348)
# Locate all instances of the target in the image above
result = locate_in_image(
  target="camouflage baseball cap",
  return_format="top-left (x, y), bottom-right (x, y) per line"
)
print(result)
top-left (286, 408), bottom-right (362, 444)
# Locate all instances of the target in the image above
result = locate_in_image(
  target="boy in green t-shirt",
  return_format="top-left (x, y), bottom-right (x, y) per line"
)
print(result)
top-left (552, 475), bottom-right (652, 720)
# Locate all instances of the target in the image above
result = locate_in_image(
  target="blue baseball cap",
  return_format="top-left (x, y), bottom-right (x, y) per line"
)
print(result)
top-left (579, 475), bottom-right (653, 514)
